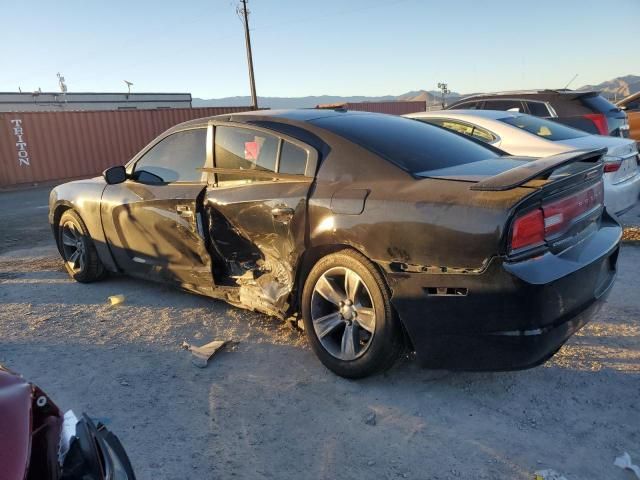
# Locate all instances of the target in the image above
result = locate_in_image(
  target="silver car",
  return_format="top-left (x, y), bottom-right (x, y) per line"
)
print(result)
top-left (405, 110), bottom-right (640, 215)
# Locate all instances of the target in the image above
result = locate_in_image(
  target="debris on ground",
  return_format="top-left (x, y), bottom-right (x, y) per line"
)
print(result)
top-left (614, 452), bottom-right (640, 479)
top-left (108, 294), bottom-right (125, 306)
top-left (363, 411), bottom-right (376, 426)
top-left (534, 469), bottom-right (569, 480)
top-left (185, 340), bottom-right (228, 368)
top-left (623, 227), bottom-right (640, 242)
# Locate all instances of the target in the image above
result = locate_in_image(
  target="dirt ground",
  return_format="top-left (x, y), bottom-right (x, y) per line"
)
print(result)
top-left (1, 186), bottom-right (639, 480)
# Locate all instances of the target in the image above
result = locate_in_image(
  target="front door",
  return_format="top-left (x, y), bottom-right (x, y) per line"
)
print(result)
top-left (204, 124), bottom-right (317, 313)
top-left (101, 127), bottom-right (214, 291)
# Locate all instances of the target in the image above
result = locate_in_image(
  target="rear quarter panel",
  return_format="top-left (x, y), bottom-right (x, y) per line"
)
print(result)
top-left (307, 141), bottom-right (535, 273)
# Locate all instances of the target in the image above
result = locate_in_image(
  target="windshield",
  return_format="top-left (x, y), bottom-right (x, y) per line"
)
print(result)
top-left (499, 115), bottom-right (589, 141)
top-left (310, 113), bottom-right (498, 174)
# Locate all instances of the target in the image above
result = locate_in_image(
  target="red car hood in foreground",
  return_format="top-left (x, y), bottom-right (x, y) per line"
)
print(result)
top-left (0, 365), bottom-right (63, 480)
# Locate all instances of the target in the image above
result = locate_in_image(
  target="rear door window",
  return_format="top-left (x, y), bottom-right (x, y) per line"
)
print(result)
top-left (450, 101), bottom-right (479, 110)
top-left (424, 119), bottom-right (496, 144)
top-left (214, 126), bottom-right (280, 184)
top-left (279, 141), bottom-right (308, 175)
top-left (483, 100), bottom-right (525, 112)
top-left (525, 101), bottom-right (552, 117)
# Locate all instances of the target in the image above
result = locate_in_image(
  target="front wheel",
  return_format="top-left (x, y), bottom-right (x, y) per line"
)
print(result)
top-left (301, 249), bottom-right (402, 378)
top-left (58, 210), bottom-right (106, 283)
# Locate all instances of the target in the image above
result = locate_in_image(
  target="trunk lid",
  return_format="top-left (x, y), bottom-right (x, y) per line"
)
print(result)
top-left (556, 136), bottom-right (638, 184)
top-left (417, 149), bottom-right (608, 259)
top-left (415, 149), bottom-right (604, 190)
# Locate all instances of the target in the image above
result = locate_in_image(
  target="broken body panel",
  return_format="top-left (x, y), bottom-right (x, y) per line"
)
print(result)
top-left (49, 110), bottom-right (622, 370)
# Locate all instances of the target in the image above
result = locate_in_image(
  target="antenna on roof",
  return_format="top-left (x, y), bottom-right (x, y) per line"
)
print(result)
top-left (57, 73), bottom-right (68, 103)
top-left (57, 72), bottom-right (68, 93)
top-left (124, 80), bottom-right (133, 98)
top-left (563, 73), bottom-right (578, 90)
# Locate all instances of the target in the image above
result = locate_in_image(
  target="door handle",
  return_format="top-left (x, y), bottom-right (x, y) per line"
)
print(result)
top-left (271, 206), bottom-right (294, 222)
top-left (176, 205), bottom-right (194, 217)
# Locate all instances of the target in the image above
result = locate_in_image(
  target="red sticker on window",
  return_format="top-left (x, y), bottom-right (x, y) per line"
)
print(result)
top-left (244, 141), bottom-right (260, 160)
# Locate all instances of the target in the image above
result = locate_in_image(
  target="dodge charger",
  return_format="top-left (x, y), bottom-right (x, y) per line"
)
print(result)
top-left (49, 110), bottom-right (621, 378)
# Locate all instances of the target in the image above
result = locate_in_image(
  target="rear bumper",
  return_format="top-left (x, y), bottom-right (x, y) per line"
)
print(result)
top-left (388, 218), bottom-right (621, 370)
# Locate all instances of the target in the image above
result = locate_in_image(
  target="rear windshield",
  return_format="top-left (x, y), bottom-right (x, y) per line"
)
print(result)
top-left (499, 115), bottom-right (589, 141)
top-left (310, 113), bottom-right (498, 173)
top-left (582, 95), bottom-right (620, 113)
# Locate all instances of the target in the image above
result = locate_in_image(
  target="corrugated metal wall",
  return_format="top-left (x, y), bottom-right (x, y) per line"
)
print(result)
top-left (0, 107), bottom-right (253, 188)
top-left (316, 100), bottom-right (426, 115)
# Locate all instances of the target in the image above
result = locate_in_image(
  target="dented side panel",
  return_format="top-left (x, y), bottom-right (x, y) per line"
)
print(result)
top-left (204, 180), bottom-right (310, 317)
top-left (101, 181), bottom-right (213, 290)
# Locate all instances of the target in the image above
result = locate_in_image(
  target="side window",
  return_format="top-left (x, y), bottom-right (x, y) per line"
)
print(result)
top-left (279, 141), bottom-right (308, 175)
top-left (450, 101), bottom-right (478, 110)
top-left (471, 126), bottom-right (496, 143)
top-left (214, 126), bottom-right (279, 184)
top-left (134, 129), bottom-right (206, 183)
top-left (483, 100), bottom-right (524, 112)
top-left (421, 119), bottom-right (495, 144)
top-left (440, 120), bottom-right (474, 137)
top-left (525, 101), bottom-right (551, 117)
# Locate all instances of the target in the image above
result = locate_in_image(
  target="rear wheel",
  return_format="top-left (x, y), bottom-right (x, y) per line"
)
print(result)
top-left (58, 210), bottom-right (105, 283)
top-left (301, 249), bottom-right (402, 378)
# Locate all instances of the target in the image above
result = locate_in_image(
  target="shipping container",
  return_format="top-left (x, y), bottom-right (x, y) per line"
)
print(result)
top-left (316, 100), bottom-right (426, 116)
top-left (0, 107), bottom-right (254, 188)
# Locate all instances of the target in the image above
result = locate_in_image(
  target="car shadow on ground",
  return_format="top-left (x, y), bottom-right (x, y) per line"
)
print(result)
top-left (2, 249), bottom-right (639, 479)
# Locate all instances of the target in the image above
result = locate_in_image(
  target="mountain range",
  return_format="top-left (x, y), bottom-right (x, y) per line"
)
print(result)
top-left (577, 75), bottom-right (640, 100)
top-left (193, 74), bottom-right (640, 109)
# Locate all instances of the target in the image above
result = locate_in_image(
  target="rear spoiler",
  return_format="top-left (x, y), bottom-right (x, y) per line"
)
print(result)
top-left (470, 148), bottom-right (606, 191)
top-left (545, 89), bottom-right (599, 100)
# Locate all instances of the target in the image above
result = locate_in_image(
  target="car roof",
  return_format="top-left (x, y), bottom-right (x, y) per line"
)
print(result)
top-left (168, 108), bottom-right (371, 131)
top-left (449, 90), bottom-right (598, 106)
top-left (407, 109), bottom-right (521, 121)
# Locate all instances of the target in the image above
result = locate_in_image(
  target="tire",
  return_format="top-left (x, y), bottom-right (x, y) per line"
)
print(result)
top-left (301, 249), bottom-right (402, 378)
top-left (58, 210), bottom-right (106, 283)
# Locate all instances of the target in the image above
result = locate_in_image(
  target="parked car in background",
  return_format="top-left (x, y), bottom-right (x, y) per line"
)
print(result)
top-left (447, 90), bottom-right (629, 138)
top-left (49, 110), bottom-right (620, 378)
top-left (0, 365), bottom-right (135, 480)
top-left (617, 91), bottom-right (640, 142)
top-left (406, 110), bottom-right (640, 216)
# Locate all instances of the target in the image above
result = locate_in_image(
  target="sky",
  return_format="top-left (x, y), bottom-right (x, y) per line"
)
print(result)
top-left (1, 0), bottom-right (638, 99)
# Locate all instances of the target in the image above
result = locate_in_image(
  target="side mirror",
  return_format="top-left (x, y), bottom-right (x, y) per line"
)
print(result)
top-left (103, 166), bottom-right (127, 185)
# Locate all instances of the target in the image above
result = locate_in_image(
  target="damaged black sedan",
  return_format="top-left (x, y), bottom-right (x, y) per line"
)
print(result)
top-left (49, 110), bottom-right (621, 378)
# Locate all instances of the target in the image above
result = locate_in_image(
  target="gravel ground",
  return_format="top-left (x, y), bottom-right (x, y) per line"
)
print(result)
top-left (1, 186), bottom-right (639, 480)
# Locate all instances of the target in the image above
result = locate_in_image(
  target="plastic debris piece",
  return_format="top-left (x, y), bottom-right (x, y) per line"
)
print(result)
top-left (534, 470), bottom-right (569, 480)
top-left (614, 452), bottom-right (640, 479)
top-left (58, 410), bottom-right (78, 466)
top-left (363, 411), bottom-right (376, 426)
top-left (108, 294), bottom-right (125, 306)
top-left (189, 340), bottom-right (228, 368)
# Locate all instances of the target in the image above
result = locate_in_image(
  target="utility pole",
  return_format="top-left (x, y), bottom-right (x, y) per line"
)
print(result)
top-left (238, 0), bottom-right (258, 109)
top-left (437, 82), bottom-right (450, 109)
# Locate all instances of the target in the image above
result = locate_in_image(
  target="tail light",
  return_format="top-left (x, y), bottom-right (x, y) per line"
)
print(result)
top-left (603, 158), bottom-right (622, 173)
top-left (510, 181), bottom-right (604, 253)
top-left (584, 113), bottom-right (609, 135)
